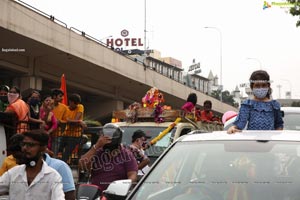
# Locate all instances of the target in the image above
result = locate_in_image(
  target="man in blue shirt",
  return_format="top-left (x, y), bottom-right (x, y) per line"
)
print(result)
top-left (43, 153), bottom-right (76, 200)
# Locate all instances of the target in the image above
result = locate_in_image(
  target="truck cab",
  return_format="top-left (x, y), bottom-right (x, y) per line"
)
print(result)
top-left (113, 121), bottom-right (195, 165)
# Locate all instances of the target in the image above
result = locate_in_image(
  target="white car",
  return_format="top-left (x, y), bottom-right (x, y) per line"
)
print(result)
top-left (103, 130), bottom-right (300, 200)
top-left (281, 107), bottom-right (300, 130)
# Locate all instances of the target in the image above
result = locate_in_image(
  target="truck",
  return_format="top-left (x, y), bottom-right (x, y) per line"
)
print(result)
top-left (111, 107), bottom-right (223, 165)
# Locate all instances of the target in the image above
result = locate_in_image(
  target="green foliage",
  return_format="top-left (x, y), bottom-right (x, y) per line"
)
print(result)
top-left (83, 115), bottom-right (102, 127)
top-left (291, 101), bottom-right (300, 107)
top-left (210, 90), bottom-right (237, 106)
top-left (287, 0), bottom-right (300, 27)
top-left (211, 90), bottom-right (221, 100)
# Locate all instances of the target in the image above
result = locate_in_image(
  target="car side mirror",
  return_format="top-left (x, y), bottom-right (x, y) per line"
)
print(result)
top-left (102, 179), bottom-right (132, 200)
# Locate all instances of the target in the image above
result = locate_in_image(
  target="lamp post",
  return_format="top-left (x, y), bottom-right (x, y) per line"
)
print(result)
top-left (246, 57), bottom-right (262, 70)
top-left (204, 26), bottom-right (223, 102)
top-left (144, 0), bottom-right (147, 52)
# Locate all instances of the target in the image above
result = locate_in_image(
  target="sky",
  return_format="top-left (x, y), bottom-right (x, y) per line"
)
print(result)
top-left (21, 0), bottom-right (300, 99)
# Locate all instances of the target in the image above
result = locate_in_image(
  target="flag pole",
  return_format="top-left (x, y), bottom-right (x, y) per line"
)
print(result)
top-left (60, 74), bottom-right (68, 105)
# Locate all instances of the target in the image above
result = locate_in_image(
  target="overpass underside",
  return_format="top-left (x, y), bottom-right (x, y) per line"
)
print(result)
top-left (0, 0), bottom-right (237, 123)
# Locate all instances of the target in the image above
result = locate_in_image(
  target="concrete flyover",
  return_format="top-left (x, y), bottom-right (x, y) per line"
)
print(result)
top-left (0, 0), bottom-right (238, 122)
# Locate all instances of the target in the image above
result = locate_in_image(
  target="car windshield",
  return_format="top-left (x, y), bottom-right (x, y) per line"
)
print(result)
top-left (120, 126), bottom-right (174, 158)
top-left (283, 113), bottom-right (300, 130)
top-left (130, 140), bottom-right (300, 200)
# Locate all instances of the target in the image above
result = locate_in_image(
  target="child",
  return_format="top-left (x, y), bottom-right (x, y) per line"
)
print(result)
top-left (199, 100), bottom-right (214, 122)
top-left (181, 93), bottom-right (197, 114)
top-left (227, 70), bottom-right (283, 134)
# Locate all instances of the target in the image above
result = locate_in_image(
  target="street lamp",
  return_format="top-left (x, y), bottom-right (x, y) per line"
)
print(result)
top-left (204, 26), bottom-right (223, 102)
top-left (246, 57), bottom-right (262, 70)
top-left (144, 0), bottom-right (147, 51)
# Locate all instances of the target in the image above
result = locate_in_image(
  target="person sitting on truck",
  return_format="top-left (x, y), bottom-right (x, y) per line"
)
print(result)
top-left (0, 85), bottom-right (9, 112)
top-left (200, 100), bottom-right (219, 122)
top-left (5, 86), bottom-right (30, 133)
top-left (129, 130), bottom-right (151, 180)
top-left (79, 123), bottom-right (138, 194)
top-left (181, 93), bottom-right (197, 117)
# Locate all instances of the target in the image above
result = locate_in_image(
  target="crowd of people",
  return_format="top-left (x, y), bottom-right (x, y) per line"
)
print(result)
top-left (0, 87), bottom-right (87, 199)
top-left (0, 86), bottom-right (87, 162)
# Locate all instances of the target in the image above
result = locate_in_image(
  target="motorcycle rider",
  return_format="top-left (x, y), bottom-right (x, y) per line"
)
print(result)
top-left (79, 123), bottom-right (138, 194)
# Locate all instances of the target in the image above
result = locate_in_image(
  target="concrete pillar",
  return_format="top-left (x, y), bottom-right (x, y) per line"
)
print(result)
top-left (12, 56), bottom-right (43, 92)
top-left (85, 100), bottom-right (124, 120)
top-left (13, 76), bottom-right (43, 92)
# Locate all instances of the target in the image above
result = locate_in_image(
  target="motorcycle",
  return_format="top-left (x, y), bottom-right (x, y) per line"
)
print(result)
top-left (76, 184), bottom-right (101, 200)
top-left (76, 179), bottom-right (132, 200)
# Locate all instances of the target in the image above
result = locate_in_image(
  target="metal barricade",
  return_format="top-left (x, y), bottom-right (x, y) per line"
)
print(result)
top-left (0, 113), bottom-right (85, 170)
top-left (0, 112), bottom-right (31, 145)
top-left (51, 122), bottom-right (84, 166)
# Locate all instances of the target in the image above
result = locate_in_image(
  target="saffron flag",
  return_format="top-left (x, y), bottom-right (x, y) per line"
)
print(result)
top-left (60, 74), bottom-right (68, 105)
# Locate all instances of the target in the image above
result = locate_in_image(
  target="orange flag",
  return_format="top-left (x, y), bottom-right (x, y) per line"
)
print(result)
top-left (60, 74), bottom-right (68, 105)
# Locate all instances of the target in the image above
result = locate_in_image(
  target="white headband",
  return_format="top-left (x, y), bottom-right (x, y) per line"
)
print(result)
top-left (249, 80), bottom-right (271, 83)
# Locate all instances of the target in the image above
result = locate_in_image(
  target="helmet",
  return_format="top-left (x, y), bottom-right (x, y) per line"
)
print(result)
top-left (222, 111), bottom-right (238, 124)
top-left (103, 123), bottom-right (123, 146)
top-left (223, 115), bottom-right (237, 130)
top-left (222, 111), bottom-right (238, 131)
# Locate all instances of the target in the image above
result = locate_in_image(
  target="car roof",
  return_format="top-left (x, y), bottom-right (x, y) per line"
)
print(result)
top-left (179, 130), bottom-right (300, 142)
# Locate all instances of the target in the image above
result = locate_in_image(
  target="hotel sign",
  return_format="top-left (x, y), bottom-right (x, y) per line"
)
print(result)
top-left (106, 29), bottom-right (143, 51)
top-left (188, 62), bottom-right (201, 74)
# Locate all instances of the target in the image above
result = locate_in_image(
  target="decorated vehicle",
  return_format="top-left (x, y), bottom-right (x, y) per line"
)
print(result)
top-left (111, 87), bottom-right (223, 165)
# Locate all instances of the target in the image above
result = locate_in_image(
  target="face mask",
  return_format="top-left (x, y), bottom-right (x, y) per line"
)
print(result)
top-left (30, 98), bottom-right (40, 106)
top-left (21, 152), bottom-right (41, 168)
top-left (252, 88), bottom-right (269, 99)
top-left (0, 95), bottom-right (8, 103)
top-left (7, 93), bottom-right (19, 104)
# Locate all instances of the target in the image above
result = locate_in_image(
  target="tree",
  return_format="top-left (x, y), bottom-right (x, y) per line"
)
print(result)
top-left (287, 0), bottom-right (300, 27)
top-left (210, 90), bottom-right (236, 106)
top-left (291, 101), bottom-right (300, 107)
top-left (222, 90), bottom-right (236, 106)
top-left (211, 90), bottom-right (221, 100)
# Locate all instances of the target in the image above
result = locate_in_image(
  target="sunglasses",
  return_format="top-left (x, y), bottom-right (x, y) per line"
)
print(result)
top-left (20, 142), bottom-right (41, 148)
